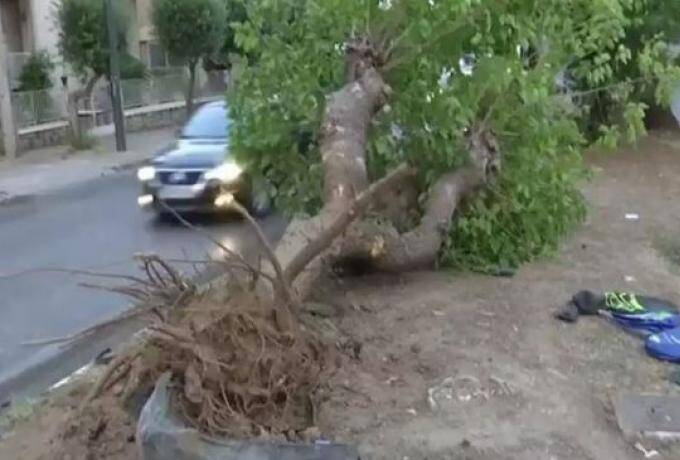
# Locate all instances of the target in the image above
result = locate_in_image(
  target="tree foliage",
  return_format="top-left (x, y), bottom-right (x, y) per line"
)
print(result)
top-left (151, 0), bottom-right (226, 65)
top-left (152, 0), bottom-right (226, 114)
top-left (203, 0), bottom-right (249, 71)
top-left (55, 0), bottom-right (128, 80)
top-left (120, 53), bottom-right (148, 80)
top-left (18, 51), bottom-right (55, 91)
top-left (228, 0), bottom-right (678, 271)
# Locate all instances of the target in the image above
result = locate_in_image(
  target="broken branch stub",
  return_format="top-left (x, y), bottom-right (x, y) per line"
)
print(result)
top-left (283, 164), bottom-right (416, 286)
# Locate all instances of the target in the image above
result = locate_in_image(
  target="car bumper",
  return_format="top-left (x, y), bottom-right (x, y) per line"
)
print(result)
top-left (139, 178), bottom-right (250, 213)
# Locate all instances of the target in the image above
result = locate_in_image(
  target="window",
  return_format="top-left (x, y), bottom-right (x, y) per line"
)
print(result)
top-left (148, 42), bottom-right (168, 68)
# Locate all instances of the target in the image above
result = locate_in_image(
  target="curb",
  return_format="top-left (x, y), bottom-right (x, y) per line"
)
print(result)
top-left (0, 263), bottom-right (229, 406)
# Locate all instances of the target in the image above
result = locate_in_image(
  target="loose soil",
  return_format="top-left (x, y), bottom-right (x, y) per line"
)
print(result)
top-left (3, 129), bottom-right (680, 459)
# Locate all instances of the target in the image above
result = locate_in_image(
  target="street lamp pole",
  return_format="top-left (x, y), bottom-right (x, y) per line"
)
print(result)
top-left (105, 0), bottom-right (127, 151)
top-left (0, 8), bottom-right (17, 159)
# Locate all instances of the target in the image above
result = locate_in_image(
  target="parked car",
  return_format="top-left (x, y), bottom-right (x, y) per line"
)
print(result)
top-left (136, 101), bottom-right (269, 216)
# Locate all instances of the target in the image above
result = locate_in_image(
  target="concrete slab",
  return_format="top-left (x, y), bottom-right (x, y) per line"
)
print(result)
top-left (613, 392), bottom-right (680, 440)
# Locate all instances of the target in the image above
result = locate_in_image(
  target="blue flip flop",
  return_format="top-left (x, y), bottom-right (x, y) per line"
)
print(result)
top-left (646, 327), bottom-right (680, 362)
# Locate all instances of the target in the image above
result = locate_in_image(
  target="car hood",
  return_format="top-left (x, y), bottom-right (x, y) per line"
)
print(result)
top-left (153, 138), bottom-right (229, 169)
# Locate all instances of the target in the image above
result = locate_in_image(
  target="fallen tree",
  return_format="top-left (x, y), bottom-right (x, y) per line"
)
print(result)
top-left (64, 0), bottom-right (680, 447)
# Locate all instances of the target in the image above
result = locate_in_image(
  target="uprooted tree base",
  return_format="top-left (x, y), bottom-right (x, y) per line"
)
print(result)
top-left (67, 36), bottom-right (501, 444)
top-left (70, 273), bottom-right (335, 441)
top-left (139, 288), bottom-right (331, 438)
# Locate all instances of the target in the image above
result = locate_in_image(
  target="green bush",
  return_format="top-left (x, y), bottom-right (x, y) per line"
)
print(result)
top-left (18, 51), bottom-right (54, 91)
top-left (68, 132), bottom-right (97, 151)
top-left (120, 53), bottom-right (148, 80)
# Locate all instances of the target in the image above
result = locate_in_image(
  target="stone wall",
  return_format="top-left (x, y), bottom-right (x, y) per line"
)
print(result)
top-left (124, 102), bottom-right (186, 133)
top-left (17, 122), bottom-right (69, 152)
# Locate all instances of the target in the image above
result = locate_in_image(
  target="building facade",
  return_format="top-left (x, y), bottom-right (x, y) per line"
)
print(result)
top-left (1, 0), bottom-right (61, 89)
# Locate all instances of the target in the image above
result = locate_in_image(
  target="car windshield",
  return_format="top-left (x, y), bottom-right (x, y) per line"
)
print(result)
top-left (181, 104), bottom-right (230, 139)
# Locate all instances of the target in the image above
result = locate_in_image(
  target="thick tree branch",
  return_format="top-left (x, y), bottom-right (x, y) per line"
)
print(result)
top-left (341, 127), bottom-right (501, 271)
top-left (320, 68), bottom-right (389, 209)
top-left (270, 40), bottom-right (391, 299)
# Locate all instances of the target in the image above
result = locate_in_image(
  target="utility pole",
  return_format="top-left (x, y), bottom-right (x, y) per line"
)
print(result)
top-left (105, 0), bottom-right (126, 151)
top-left (0, 9), bottom-right (17, 159)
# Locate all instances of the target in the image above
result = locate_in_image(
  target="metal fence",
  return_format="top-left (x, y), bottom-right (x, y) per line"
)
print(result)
top-left (11, 89), bottom-right (68, 129)
top-left (120, 73), bottom-right (189, 109)
top-left (11, 70), bottom-right (227, 129)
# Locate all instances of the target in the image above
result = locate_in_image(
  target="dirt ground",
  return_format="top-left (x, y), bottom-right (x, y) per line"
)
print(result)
top-left (316, 129), bottom-right (680, 459)
top-left (3, 129), bottom-right (680, 459)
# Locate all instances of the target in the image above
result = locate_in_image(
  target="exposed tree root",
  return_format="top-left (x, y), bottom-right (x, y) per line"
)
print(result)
top-left (149, 292), bottom-right (330, 437)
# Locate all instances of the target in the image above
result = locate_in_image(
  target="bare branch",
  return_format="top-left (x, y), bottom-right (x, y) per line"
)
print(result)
top-left (0, 267), bottom-right (154, 287)
top-left (228, 201), bottom-right (298, 309)
top-left (283, 163), bottom-right (416, 285)
top-left (155, 200), bottom-right (263, 281)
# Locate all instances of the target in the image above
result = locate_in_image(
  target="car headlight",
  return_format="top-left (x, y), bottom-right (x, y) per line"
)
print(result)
top-left (137, 166), bottom-right (156, 181)
top-left (204, 162), bottom-right (243, 183)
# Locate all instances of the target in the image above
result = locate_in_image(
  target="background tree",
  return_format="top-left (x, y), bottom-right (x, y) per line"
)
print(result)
top-left (569, 0), bottom-right (680, 141)
top-left (203, 0), bottom-right (249, 72)
top-left (152, 0), bottom-right (226, 116)
top-left (55, 0), bottom-right (128, 140)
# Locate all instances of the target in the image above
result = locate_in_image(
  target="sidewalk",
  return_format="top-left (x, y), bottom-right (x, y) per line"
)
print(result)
top-left (0, 127), bottom-right (174, 202)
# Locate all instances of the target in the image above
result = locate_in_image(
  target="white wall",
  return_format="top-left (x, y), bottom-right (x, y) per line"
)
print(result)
top-left (28, 0), bottom-right (78, 92)
top-left (29, 0), bottom-right (59, 56)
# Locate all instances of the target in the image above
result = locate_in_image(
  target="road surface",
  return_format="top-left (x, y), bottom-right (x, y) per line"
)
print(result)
top-left (0, 171), bottom-right (286, 400)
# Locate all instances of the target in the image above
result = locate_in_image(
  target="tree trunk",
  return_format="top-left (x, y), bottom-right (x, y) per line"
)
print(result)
top-left (266, 39), bottom-right (501, 304)
top-left (67, 75), bottom-right (100, 141)
top-left (269, 60), bottom-right (391, 301)
top-left (186, 62), bottom-right (197, 119)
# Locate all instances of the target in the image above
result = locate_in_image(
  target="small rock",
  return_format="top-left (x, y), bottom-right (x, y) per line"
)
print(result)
top-left (460, 438), bottom-right (471, 449)
top-left (634, 441), bottom-right (659, 458)
top-left (300, 426), bottom-right (321, 443)
top-left (304, 302), bottom-right (335, 318)
top-left (385, 376), bottom-right (399, 385)
top-left (405, 408), bottom-right (417, 416)
top-left (94, 348), bottom-right (113, 365)
top-left (112, 383), bottom-right (124, 397)
top-left (88, 418), bottom-right (107, 441)
top-left (410, 344), bottom-right (421, 354)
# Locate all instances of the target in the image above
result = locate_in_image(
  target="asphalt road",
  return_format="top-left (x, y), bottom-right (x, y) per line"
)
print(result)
top-left (0, 171), bottom-right (286, 400)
